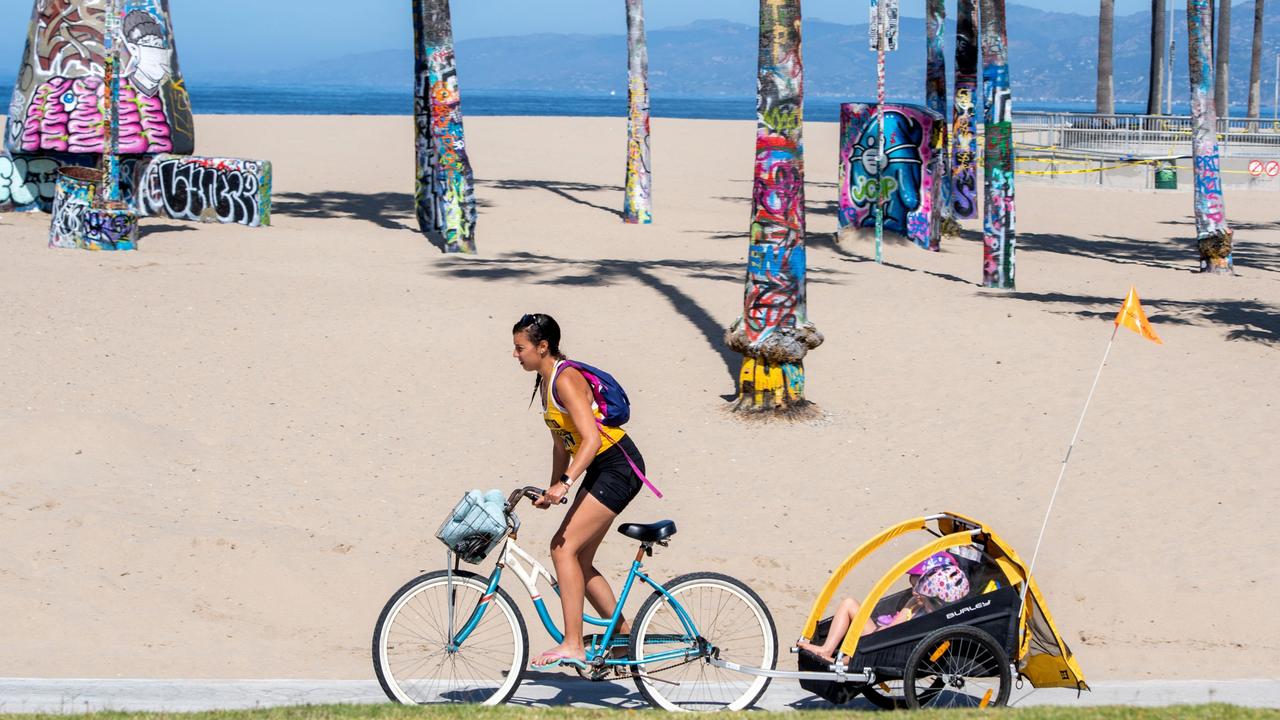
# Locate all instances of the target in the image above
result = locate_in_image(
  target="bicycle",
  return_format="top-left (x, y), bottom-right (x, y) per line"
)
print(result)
top-left (372, 486), bottom-right (778, 711)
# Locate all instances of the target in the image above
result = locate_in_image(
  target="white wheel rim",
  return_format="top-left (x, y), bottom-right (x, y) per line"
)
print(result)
top-left (377, 576), bottom-right (523, 705)
top-left (634, 578), bottom-right (773, 712)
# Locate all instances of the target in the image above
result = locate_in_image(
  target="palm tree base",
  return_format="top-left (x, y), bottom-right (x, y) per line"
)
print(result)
top-left (729, 356), bottom-right (819, 416)
top-left (1198, 230), bottom-right (1234, 274)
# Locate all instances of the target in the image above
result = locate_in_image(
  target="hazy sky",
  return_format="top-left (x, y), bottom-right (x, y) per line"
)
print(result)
top-left (0, 0), bottom-right (1167, 78)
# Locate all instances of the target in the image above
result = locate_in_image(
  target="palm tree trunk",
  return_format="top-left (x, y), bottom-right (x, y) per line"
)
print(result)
top-left (926, 0), bottom-right (952, 242)
top-left (1246, 0), bottom-right (1265, 118)
top-left (980, 0), bottom-right (1016, 289)
top-left (623, 0), bottom-right (652, 223)
top-left (1215, 0), bottom-right (1232, 116)
top-left (1149, 0), bottom-right (1168, 115)
top-left (726, 0), bottom-right (822, 414)
top-left (1188, 0), bottom-right (1234, 272)
top-left (413, 0), bottom-right (477, 254)
top-left (952, 0), bottom-right (980, 220)
top-left (1098, 0), bottom-right (1116, 114)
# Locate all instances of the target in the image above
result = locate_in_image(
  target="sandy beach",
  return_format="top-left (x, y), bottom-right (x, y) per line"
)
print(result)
top-left (1, 113), bottom-right (1277, 683)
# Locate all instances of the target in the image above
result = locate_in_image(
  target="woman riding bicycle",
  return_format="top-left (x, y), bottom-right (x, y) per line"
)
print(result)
top-left (512, 313), bottom-right (648, 669)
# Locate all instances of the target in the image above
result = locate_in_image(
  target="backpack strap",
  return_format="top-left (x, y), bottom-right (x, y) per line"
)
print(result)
top-left (593, 418), bottom-right (663, 499)
top-left (548, 360), bottom-right (569, 411)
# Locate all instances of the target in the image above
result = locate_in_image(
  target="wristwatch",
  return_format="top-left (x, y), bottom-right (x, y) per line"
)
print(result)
top-left (559, 473), bottom-right (573, 487)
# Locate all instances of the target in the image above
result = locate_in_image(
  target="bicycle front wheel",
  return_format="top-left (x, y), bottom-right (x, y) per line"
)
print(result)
top-left (630, 572), bottom-right (777, 711)
top-left (372, 569), bottom-right (528, 705)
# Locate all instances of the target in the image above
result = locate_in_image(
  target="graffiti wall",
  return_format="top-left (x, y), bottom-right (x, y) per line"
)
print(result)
top-left (135, 155), bottom-right (272, 227)
top-left (980, 0), bottom-right (1016, 289)
top-left (622, 0), bottom-right (652, 224)
top-left (6, 0), bottom-right (194, 158)
top-left (0, 151), bottom-right (148, 212)
top-left (951, 0), bottom-right (979, 220)
top-left (838, 103), bottom-right (944, 251)
top-left (0, 152), bottom-right (64, 211)
top-left (413, 0), bottom-right (477, 254)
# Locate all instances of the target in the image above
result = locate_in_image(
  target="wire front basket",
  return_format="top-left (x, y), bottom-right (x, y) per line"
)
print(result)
top-left (436, 491), bottom-right (508, 564)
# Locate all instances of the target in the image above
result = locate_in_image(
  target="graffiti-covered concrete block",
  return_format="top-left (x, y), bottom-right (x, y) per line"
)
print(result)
top-left (837, 103), bottom-right (946, 251)
top-left (135, 155), bottom-right (272, 227)
top-left (49, 166), bottom-right (99, 249)
top-left (1, 152), bottom-right (72, 212)
top-left (82, 206), bottom-right (140, 251)
top-left (1, 152), bottom-right (150, 213)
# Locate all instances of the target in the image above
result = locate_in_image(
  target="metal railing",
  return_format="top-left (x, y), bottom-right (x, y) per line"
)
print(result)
top-left (1011, 111), bottom-right (1280, 159)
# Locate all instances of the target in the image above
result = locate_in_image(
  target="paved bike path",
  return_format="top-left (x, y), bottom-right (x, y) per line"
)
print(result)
top-left (2, 676), bottom-right (1278, 713)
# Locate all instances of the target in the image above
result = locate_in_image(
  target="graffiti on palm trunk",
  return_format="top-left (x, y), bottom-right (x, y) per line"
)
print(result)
top-left (951, 0), bottom-right (979, 219)
top-left (743, 0), bottom-right (806, 346)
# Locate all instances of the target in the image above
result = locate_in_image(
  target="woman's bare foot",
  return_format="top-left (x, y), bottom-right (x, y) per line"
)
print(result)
top-left (531, 643), bottom-right (587, 668)
top-left (797, 641), bottom-right (834, 661)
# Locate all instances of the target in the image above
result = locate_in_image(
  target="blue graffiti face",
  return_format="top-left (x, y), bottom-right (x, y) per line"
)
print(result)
top-left (848, 110), bottom-right (924, 233)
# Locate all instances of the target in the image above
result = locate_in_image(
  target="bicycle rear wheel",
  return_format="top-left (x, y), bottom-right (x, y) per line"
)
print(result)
top-left (372, 569), bottom-right (527, 705)
top-left (629, 572), bottom-right (776, 711)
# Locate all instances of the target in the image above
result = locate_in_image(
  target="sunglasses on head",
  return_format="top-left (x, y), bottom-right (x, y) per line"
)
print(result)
top-left (519, 313), bottom-right (540, 327)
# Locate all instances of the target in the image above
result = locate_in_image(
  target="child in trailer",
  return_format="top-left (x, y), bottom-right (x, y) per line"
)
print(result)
top-left (797, 551), bottom-right (971, 661)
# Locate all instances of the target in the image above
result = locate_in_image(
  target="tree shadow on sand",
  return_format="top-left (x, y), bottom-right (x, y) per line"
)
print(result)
top-left (477, 178), bottom-right (624, 220)
top-left (435, 251), bottom-right (845, 390)
top-left (273, 190), bottom-right (498, 233)
top-left (1006, 291), bottom-right (1279, 347)
top-left (273, 191), bottom-right (418, 231)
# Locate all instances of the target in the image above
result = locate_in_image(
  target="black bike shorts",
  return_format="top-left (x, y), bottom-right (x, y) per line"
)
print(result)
top-left (579, 434), bottom-right (646, 515)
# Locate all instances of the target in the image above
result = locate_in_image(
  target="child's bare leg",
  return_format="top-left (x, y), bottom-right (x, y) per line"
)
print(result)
top-left (799, 598), bottom-right (861, 660)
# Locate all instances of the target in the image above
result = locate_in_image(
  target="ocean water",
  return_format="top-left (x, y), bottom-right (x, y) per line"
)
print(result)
top-left (0, 78), bottom-right (1220, 120)
top-left (183, 84), bottom-right (1202, 120)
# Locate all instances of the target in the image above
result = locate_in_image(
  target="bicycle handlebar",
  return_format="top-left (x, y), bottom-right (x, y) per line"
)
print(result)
top-left (505, 485), bottom-right (568, 513)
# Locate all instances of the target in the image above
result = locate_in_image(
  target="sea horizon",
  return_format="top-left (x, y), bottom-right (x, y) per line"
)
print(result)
top-left (6, 79), bottom-right (1263, 121)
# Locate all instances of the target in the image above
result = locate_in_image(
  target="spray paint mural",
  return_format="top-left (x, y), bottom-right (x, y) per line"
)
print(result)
top-left (0, 154), bottom-right (62, 211)
top-left (1186, 0), bottom-right (1232, 273)
top-left (924, 0), bottom-right (951, 231)
top-left (6, 0), bottom-right (193, 157)
top-left (838, 103), bottom-right (944, 251)
top-left (413, 0), bottom-right (477, 254)
top-left (980, 0), bottom-right (1016, 289)
top-left (725, 0), bottom-right (823, 413)
top-left (622, 0), bottom-right (652, 224)
top-left (49, 166), bottom-right (99, 249)
top-left (951, 0), bottom-right (979, 220)
top-left (136, 155), bottom-right (272, 227)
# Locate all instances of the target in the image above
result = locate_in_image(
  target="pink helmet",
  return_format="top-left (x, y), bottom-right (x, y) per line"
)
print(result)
top-left (907, 551), bottom-right (958, 577)
top-left (916, 565), bottom-right (970, 603)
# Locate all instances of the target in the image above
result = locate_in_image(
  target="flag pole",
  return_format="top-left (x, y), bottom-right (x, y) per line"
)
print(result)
top-left (1017, 322), bottom-right (1120, 617)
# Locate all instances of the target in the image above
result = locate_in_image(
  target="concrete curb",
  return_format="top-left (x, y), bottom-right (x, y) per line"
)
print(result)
top-left (1, 677), bottom-right (1278, 713)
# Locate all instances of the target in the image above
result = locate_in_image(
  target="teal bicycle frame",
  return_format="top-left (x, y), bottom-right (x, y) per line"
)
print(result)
top-left (450, 537), bottom-right (702, 668)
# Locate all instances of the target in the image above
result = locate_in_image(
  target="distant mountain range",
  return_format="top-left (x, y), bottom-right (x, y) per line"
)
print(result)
top-left (119, 2), bottom-right (1280, 107)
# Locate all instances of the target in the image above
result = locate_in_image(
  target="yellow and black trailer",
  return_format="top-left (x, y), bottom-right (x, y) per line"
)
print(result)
top-left (785, 512), bottom-right (1087, 709)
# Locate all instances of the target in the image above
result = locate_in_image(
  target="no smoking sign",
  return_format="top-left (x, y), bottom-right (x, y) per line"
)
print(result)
top-left (1250, 160), bottom-right (1280, 177)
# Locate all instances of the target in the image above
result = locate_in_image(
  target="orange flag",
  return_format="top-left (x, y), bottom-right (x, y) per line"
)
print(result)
top-left (1114, 287), bottom-right (1163, 344)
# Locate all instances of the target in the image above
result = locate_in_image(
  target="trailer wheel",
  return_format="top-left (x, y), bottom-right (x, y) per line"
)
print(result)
top-left (903, 626), bottom-right (1010, 709)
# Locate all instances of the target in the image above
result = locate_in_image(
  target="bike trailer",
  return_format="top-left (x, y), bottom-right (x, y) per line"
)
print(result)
top-left (796, 512), bottom-right (1087, 708)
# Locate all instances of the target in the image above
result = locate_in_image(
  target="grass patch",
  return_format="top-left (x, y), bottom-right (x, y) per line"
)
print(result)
top-left (3, 704), bottom-right (1278, 720)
